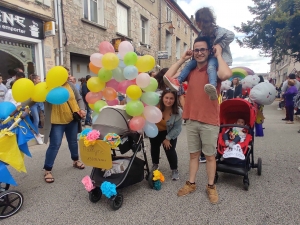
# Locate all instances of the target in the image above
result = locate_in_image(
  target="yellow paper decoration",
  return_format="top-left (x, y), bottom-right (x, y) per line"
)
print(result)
top-left (0, 134), bottom-right (26, 173)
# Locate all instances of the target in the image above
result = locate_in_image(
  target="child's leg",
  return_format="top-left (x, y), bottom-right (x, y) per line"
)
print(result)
top-left (163, 60), bottom-right (197, 92)
top-left (207, 57), bottom-right (218, 87)
top-left (204, 57), bottom-right (219, 101)
top-left (176, 59), bottom-right (197, 83)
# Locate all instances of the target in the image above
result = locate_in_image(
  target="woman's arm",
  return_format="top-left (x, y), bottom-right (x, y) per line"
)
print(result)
top-left (69, 82), bottom-right (85, 110)
top-left (166, 110), bottom-right (183, 140)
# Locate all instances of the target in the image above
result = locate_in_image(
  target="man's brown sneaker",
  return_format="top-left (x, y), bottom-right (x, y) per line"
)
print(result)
top-left (206, 184), bottom-right (219, 204)
top-left (177, 181), bottom-right (196, 197)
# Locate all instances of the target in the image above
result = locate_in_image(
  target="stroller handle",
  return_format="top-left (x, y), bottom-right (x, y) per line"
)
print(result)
top-left (220, 124), bottom-right (250, 131)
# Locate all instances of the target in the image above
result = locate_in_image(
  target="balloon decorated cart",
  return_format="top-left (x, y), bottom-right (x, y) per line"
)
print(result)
top-left (0, 102), bottom-right (35, 219)
top-left (77, 41), bottom-right (167, 210)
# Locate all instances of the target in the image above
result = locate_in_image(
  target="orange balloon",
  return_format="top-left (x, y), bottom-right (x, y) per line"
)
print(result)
top-left (103, 87), bottom-right (117, 101)
top-left (89, 62), bottom-right (101, 74)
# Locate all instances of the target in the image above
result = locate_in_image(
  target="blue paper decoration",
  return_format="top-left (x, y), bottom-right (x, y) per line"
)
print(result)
top-left (0, 161), bottom-right (17, 186)
top-left (100, 181), bottom-right (117, 198)
top-left (153, 180), bottom-right (161, 190)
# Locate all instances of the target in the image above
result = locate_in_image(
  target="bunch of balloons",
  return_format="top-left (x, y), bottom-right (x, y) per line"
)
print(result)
top-left (87, 41), bottom-right (160, 138)
top-left (12, 66), bottom-right (70, 105)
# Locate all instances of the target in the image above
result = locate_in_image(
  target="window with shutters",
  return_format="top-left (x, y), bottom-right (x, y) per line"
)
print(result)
top-left (83, 0), bottom-right (104, 25)
top-left (167, 6), bottom-right (172, 22)
top-left (117, 3), bottom-right (129, 36)
top-left (183, 42), bottom-right (188, 53)
top-left (166, 31), bottom-right (172, 57)
top-left (176, 38), bottom-right (181, 59)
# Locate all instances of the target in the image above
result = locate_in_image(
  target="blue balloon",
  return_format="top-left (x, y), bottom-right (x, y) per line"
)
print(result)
top-left (143, 121), bottom-right (158, 138)
top-left (0, 101), bottom-right (17, 119)
top-left (123, 65), bottom-right (138, 80)
top-left (46, 87), bottom-right (70, 105)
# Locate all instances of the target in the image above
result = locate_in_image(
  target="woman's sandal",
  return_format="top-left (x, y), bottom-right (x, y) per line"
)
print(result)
top-left (44, 171), bottom-right (54, 183)
top-left (73, 161), bottom-right (85, 169)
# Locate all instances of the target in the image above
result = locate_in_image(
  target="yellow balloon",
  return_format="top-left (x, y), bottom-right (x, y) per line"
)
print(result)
top-left (31, 82), bottom-right (49, 102)
top-left (102, 53), bottom-right (119, 70)
top-left (12, 78), bottom-right (34, 102)
top-left (46, 66), bottom-right (68, 89)
top-left (135, 55), bottom-right (155, 72)
top-left (126, 85), bottom-right (142, 100)
top-left (88, 103), bottom-right (94, 110)
top-left (87, 77), bottom-right (106, 92)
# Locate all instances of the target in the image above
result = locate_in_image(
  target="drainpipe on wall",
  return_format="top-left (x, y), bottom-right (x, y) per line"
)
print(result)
top-left (54, 0), bottom-right (59, 66)
top-left (57, 0), bottom-right (64, 65)
top-left (158, 0), bottom-right (162, 68)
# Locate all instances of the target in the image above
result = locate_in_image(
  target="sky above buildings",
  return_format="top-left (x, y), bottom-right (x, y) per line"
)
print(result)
top-left (177, 0), bottom-right (270, 73)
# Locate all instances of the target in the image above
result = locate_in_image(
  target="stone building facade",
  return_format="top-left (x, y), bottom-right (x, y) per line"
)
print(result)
top-left (269, 55), bottom-right (300, 85)
top-left (61, 0), bottom-right (160, 79)
top-left (158, 0), bottom-right (198, 69)
top-left (0, 0), bottom-right (56, 80)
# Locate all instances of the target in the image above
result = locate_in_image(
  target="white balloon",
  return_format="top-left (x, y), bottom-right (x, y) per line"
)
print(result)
top-left (249, 82), bottom-right (276, 105)
top-left (241, 75), bottom-right (260, 89)
top-left (221, 80), bottom-right (232, 91)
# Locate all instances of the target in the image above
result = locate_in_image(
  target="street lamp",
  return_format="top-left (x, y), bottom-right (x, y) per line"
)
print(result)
top-left (159, 21), bottom-right (175, 34)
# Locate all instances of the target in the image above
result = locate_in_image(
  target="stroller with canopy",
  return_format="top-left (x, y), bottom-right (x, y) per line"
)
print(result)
top-left (0, 107), bottom-right (35, 218)
top-left (215, 99), bottom-right (262, 190)
top-left (85, 107), bottom-right (151, 210)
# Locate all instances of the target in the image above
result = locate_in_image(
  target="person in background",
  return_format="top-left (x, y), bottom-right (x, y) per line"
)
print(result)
top-left (6, 69), bottom-right (17, 89)
top-left (16, 72), bottom-right (25, 80)
top-left (155, 68), bottom-right (169, 96)
top-left (4, 80), bottom-right (18, 106)
top-left (282, 80), bottom-right (297, 124)
top-left (226, 78), bottom-right (242, 99)
top-left (81, 75), bottom-right (92, 126)
top-left (149, 71), bottom-right (156, 78)
top-left (149, 90), bottom-right (182, 180)
top-left (70, 76), bottom-right (80, 92)
top-left (0, 74), bottom-right (8, 102)
top-left (28, 74), bottom-right (44, 145)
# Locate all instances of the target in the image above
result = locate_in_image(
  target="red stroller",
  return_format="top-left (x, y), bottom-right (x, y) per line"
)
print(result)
top-left (215, 99), bottom-right (262, 190)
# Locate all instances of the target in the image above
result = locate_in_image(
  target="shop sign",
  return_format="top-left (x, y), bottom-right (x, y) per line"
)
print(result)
top-left (44, 21), bottom-right (55, 37)
top-left (158, 51), bottom-right (169, 59)
top-left (0, 6), bottom-right (44, 39)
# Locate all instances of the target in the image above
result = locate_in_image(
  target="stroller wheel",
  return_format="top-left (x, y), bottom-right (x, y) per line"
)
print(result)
top-left (89, 188), bottom-right (102, 203)
top-left (110, 193), bottom-right (123, 210)
top-left (0, 190), bottom-right (23, 219)
top-left (243, 179), bottom-right (249, 191)
top-left (257, 158), bottom-right (262, 176)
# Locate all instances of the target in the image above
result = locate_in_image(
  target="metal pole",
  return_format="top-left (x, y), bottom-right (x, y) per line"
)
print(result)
top-left (57, 0), bottom-right (64, 65)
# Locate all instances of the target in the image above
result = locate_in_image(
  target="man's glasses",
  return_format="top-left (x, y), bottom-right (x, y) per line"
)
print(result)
top-left (193, 48), bottom-right (209, 54)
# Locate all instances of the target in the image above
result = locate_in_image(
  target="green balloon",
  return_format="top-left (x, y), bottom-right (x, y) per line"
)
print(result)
top-left (126, 100), bottom-right (144, 116)
top-left (94, 100), bottom-right (107, 112)
top-left (142, 77), bottom-right (158, 92)
top-left (141, 92), bottom-right (159, 106)
top-left (112, 67), bottom-right (126, 82)
top-left (98, 68), bottom-right (113, 82)
top-left (124, 52), bottom-right (138, 66)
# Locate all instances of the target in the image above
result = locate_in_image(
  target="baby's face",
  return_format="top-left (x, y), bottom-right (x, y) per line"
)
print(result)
top-left (236, 119), bottom-right (245, 126)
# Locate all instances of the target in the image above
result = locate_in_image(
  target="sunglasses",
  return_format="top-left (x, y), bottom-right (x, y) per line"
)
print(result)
top-left (193, 48), bottom-right (209, 54)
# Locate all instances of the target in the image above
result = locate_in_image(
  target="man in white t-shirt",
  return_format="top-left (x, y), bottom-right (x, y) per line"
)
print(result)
top-left (0, 74), bottom-right (7, 102)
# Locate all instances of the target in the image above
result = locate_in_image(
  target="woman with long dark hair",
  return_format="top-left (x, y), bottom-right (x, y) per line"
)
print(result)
top-left (226, 78), bottom-right (242, 99)
top-left (149, 89), bottom-right (182, 180)
top-left (155, 68), bottom-right (169, 94)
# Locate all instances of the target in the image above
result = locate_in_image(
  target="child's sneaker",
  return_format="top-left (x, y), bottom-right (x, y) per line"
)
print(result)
top-left (204, 84), bottom-right (218, 100)
top-left (163, 76), bottom-right (180, 92)
top-left (199, 156), bottom-right (206, 163)
top-left (34, 134), bottom-right (44, 145)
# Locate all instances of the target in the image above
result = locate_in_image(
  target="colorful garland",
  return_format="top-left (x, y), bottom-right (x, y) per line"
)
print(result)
top-left (103, 133), bottom-right (121, 149)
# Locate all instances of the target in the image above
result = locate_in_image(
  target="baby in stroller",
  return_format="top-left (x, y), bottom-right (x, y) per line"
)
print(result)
top-left (222, 118), bottom-right (247, 148)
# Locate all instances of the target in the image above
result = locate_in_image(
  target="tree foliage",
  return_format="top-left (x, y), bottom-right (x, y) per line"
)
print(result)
top-left (235, 0), bottom-right (300, 63)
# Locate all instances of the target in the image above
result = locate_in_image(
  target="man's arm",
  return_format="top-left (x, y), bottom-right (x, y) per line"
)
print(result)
top-left (164, 50), bottom-right (193, 78)
top-left (214, 45), bottom-right (232, 81)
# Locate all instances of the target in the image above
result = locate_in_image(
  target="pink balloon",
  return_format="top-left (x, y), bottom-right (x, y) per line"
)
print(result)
top-left (106, 99), bottom-right (119, 106)
top-left (99, 41), bottom-right (115, 54)
top-left (85, 92), bottom-right (103, 104)
top-left (118, 41), bottom-right (134, 58)
top-left (106, 79), bottom-right (119, 90)
top-left (136, 73), bottom-right (151, 88)
top-left (90, 53), bottom-right (103, 68)
top-left (117, 80), bottom-right (136, 94)
top-left (144, 106), bottom-right (162, 123)
top-left (129, 116), bottom-right (146, 131)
